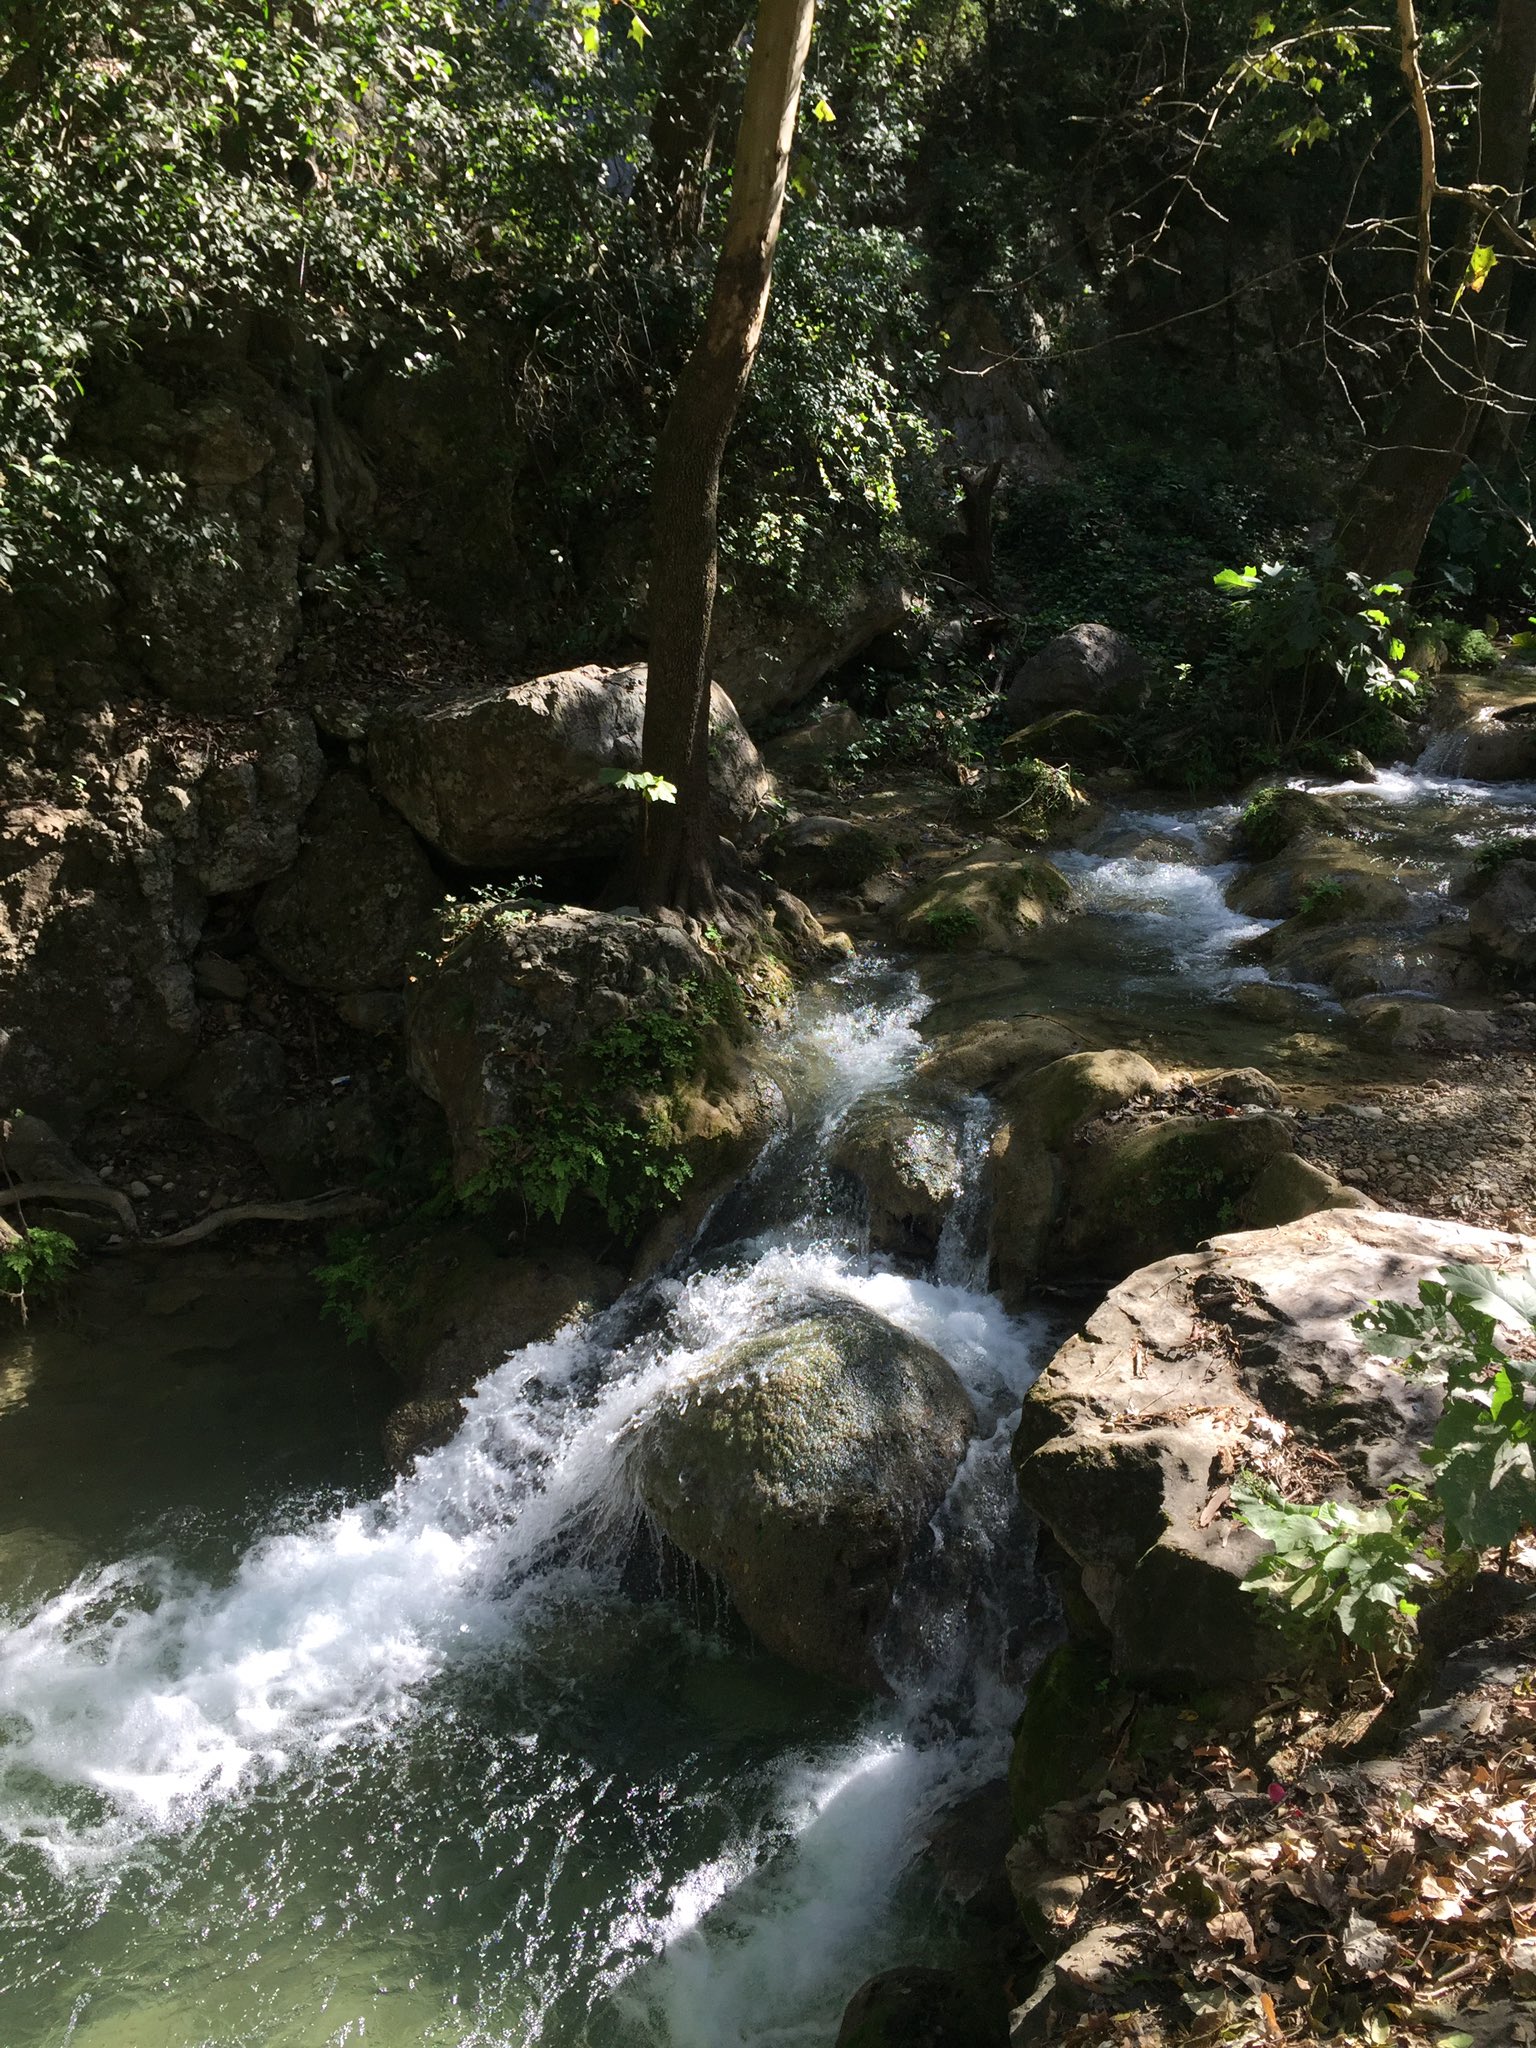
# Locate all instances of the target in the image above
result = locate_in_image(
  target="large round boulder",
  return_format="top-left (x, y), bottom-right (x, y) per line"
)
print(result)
top-left (368, 663), bottom-right (775, 866)
top-left (631, 1302), bottom-right (976, 1687)
top-left (1004, 624), bottom-right (1146, 724)
top-left (890, 845), bottom-right (1072, 958)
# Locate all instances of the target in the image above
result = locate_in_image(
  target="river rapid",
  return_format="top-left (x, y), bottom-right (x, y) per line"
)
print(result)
top-left (3, 761), bottom-right (1533, 2047)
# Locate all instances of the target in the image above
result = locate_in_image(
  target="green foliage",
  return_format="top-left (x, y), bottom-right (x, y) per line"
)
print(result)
top-left (1441, 624), bottom-right (1499, 669)
top-left (1357, 1263), bottom-right (1536, 1555)
top-left (468, 1089), bottom-right (692, 1236)
top-left (0, 1225), bottom-right (78, 1315)
top-left (1236, 1258), bottom-right (1536, 1657)
top-left (996, 755), bottom-right (1088, 837)
top-left (837, 662), bottom-right (1000, 780)
top-left (312, 1228), bottom-right (388, 1346)
top-left (1234, 1477), bottom-right (1431, 1656)
top-left (436, 880), bottom-right (544, 949)
top-left (1473, 832), bottom-right (1536, 876)
top-left (1296, 875), bottom-right (1346, 921)
top-left (598, 769), bottom-right (677, 805)
top-left (1421, 470), bottom-right (1536, 617)
top-left (461, 975), bottom-right (742, 1237)
top-left (920, 903), bottom-right (981, 949)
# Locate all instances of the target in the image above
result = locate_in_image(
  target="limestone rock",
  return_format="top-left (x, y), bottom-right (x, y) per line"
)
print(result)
top-left (177, 1031), bottom-right (288, 1141)
top-left (765, 815), bottom-right (894, 894)
top-left (760, 702), bottom-right (865, 782)
top-left (368, 664), bottom-right (774, 866)
top-left (1234, 785), bottom-right (1352, 860)
top-left (255, 774), bottom-right (439, 993)
top-left (0, 801), bottom-right (202, 1126)
top-left (1209, 1067), bottom-right (1280, 1107)
top-left (834, 1965), bottom-right (1008, 2048)
top-left (1250, 919), bottom-right (1477, 1002)
top-left (631, 1302), bottom-right (976, 1687)
top-left (1013, 1209), bottom-right (1534, 1687)
top-left (177, 711), bottom-right (325, 893)
top-left (914, 1015), bottom-right (1093, 1094)
top-left (1241, 1151), bottom-right (1370, 1229)
top-left (829, 1094), bottom-right (965, 1261)
top-left (709, 577), bottom-right (907, 724)
top-left (1004, 624), bottom-right (1146, 724)
top-left (1001, 1049), bottom-right (1162, 1148)
top-left (93, 357), bottom-right (313, 714)
top-left (1469, 858), bottom-right (1536, 972)
top-left (1226, 847), bottom-right (1411, 925)
top-left (405, 905), bottom-right (753, 1188)
top-left (892, 845), bottom-right (1073, 958)
top-left (1052, 1924), bottom-right (1142, 2009)
top-left (1347, 995), bottom-right (1497, 1051)
top-left (1053, 1112), bottom-right (1294, 1282)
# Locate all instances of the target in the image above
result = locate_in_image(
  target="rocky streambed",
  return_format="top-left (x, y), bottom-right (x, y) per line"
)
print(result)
top-left (3, 665), bottom-right (1536, 2046)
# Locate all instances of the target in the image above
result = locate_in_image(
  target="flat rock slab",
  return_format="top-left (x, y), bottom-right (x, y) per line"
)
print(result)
top-left (1014, 1208), bottom-right (1536, 1689)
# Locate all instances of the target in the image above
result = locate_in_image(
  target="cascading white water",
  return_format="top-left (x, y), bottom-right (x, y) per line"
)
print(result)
top-left (0, 960), bottom-right (1053, 2048)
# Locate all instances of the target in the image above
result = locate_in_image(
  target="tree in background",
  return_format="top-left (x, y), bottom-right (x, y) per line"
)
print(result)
top-left (639, 0), bottom-right (818, 913)
top-left (1336, 0), bottom-right (1536, 584)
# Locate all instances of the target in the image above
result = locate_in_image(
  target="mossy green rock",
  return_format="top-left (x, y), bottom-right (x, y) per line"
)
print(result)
top-left (1241, 1151), bottom-right (1369, 1229)
top-left (1235, 785), bottom-right (1351, 860)
top-left (1009, 1640), bottom-right (1119, 1832)
top-left (914, 1014), bottom-right (1092, 1094)
top-left (1054, 1112), bottom-right (1292, 1280)
top-left (1001, 1048), bottom-right (1161, 1149)
top-left (632, 1303), bottom-right (976, 1687)
top-left (829, 1094), bottom-right (964, 1260)
top-left (892, 843), bottom-right (1072, 958)
top-left (1225, 846), bottom-right (1411, 924)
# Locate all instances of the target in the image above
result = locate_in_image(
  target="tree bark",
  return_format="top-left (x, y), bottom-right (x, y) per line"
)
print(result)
top-left (639, 0), bottom-right (817, 912)
top-left (1335, 0), bottom-right (1536, 584)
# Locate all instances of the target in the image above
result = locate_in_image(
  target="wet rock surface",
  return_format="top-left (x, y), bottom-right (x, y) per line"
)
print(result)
top-left (631, 1301), bottom-right (976, 1688)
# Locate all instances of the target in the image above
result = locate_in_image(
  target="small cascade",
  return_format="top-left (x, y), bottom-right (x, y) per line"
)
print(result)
top-left (0, 958), bottom-right (1053, 2048)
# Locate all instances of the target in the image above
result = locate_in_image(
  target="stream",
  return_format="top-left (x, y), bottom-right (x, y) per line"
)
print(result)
top-left (2, 758), bottom-right (1533, 2047)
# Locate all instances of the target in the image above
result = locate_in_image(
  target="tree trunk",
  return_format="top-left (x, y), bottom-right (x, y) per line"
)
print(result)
top-left (1336, 0), bottom-right (1536, 584)
top-left (639, 0), bottom-right (817, 913)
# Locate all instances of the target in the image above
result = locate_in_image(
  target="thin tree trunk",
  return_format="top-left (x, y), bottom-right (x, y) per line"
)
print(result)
top-left (1336, 0), bottom-right (1536, 583)
top-left (640, 0), bottom-right (816, 913)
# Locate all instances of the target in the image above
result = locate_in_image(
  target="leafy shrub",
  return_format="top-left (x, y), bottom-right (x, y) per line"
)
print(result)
top-left (996, 756), bottom-right (1088, 837)
top-left (1296, 875), bottom-right (1346, 921)
top-left (1474, 832), bottom-right (1536, 876)
top-left (312, 1229), bottom-right (389, 1345)
top-left (1236, 1258), bottom-right (1536, 1657)
top-left (0, 1226), bottom-right (78, 1318)
top-left (1443, 624), bottom-right (1499, 668)
top-left (921, 904), bottom-right (982, 949)
top-left (463, 975), bottom-right (742, 1238)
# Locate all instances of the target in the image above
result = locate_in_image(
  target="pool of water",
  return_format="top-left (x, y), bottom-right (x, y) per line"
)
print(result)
top-left (0, 964), bottom-right (1053, 2048)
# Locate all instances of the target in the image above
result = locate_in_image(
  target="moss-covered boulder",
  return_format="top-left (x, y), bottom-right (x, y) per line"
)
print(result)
top-left (829, 1094), bottom-right (964, 1261)
top-left (1054, 1113), bottom-right (1293, 1281)
top-left (764, 814), bottom-right (896, 894)
top-left (1225, 847), bottom-right (1411, 925)
top-left (987, 1051), bottom-right (1162, 1306)
top-left (1249, 920), bottom-right (1476, 1001)
top-left (1009, 1640), bottom-right (1119, 1833)
top-left (631, 1302), bottom-right (976, 1687)
top-left (914, 1014), bottom-right (1094, 1094)
top-left (891, 844), bottom-right (1072, 958)
top-left (1240, 1151), bottom-right (1369, 1229)
top-left (1000, 1048), bottom-right (1162, 1148)
top-left (1234, 784), bottom-right (1352, 860)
